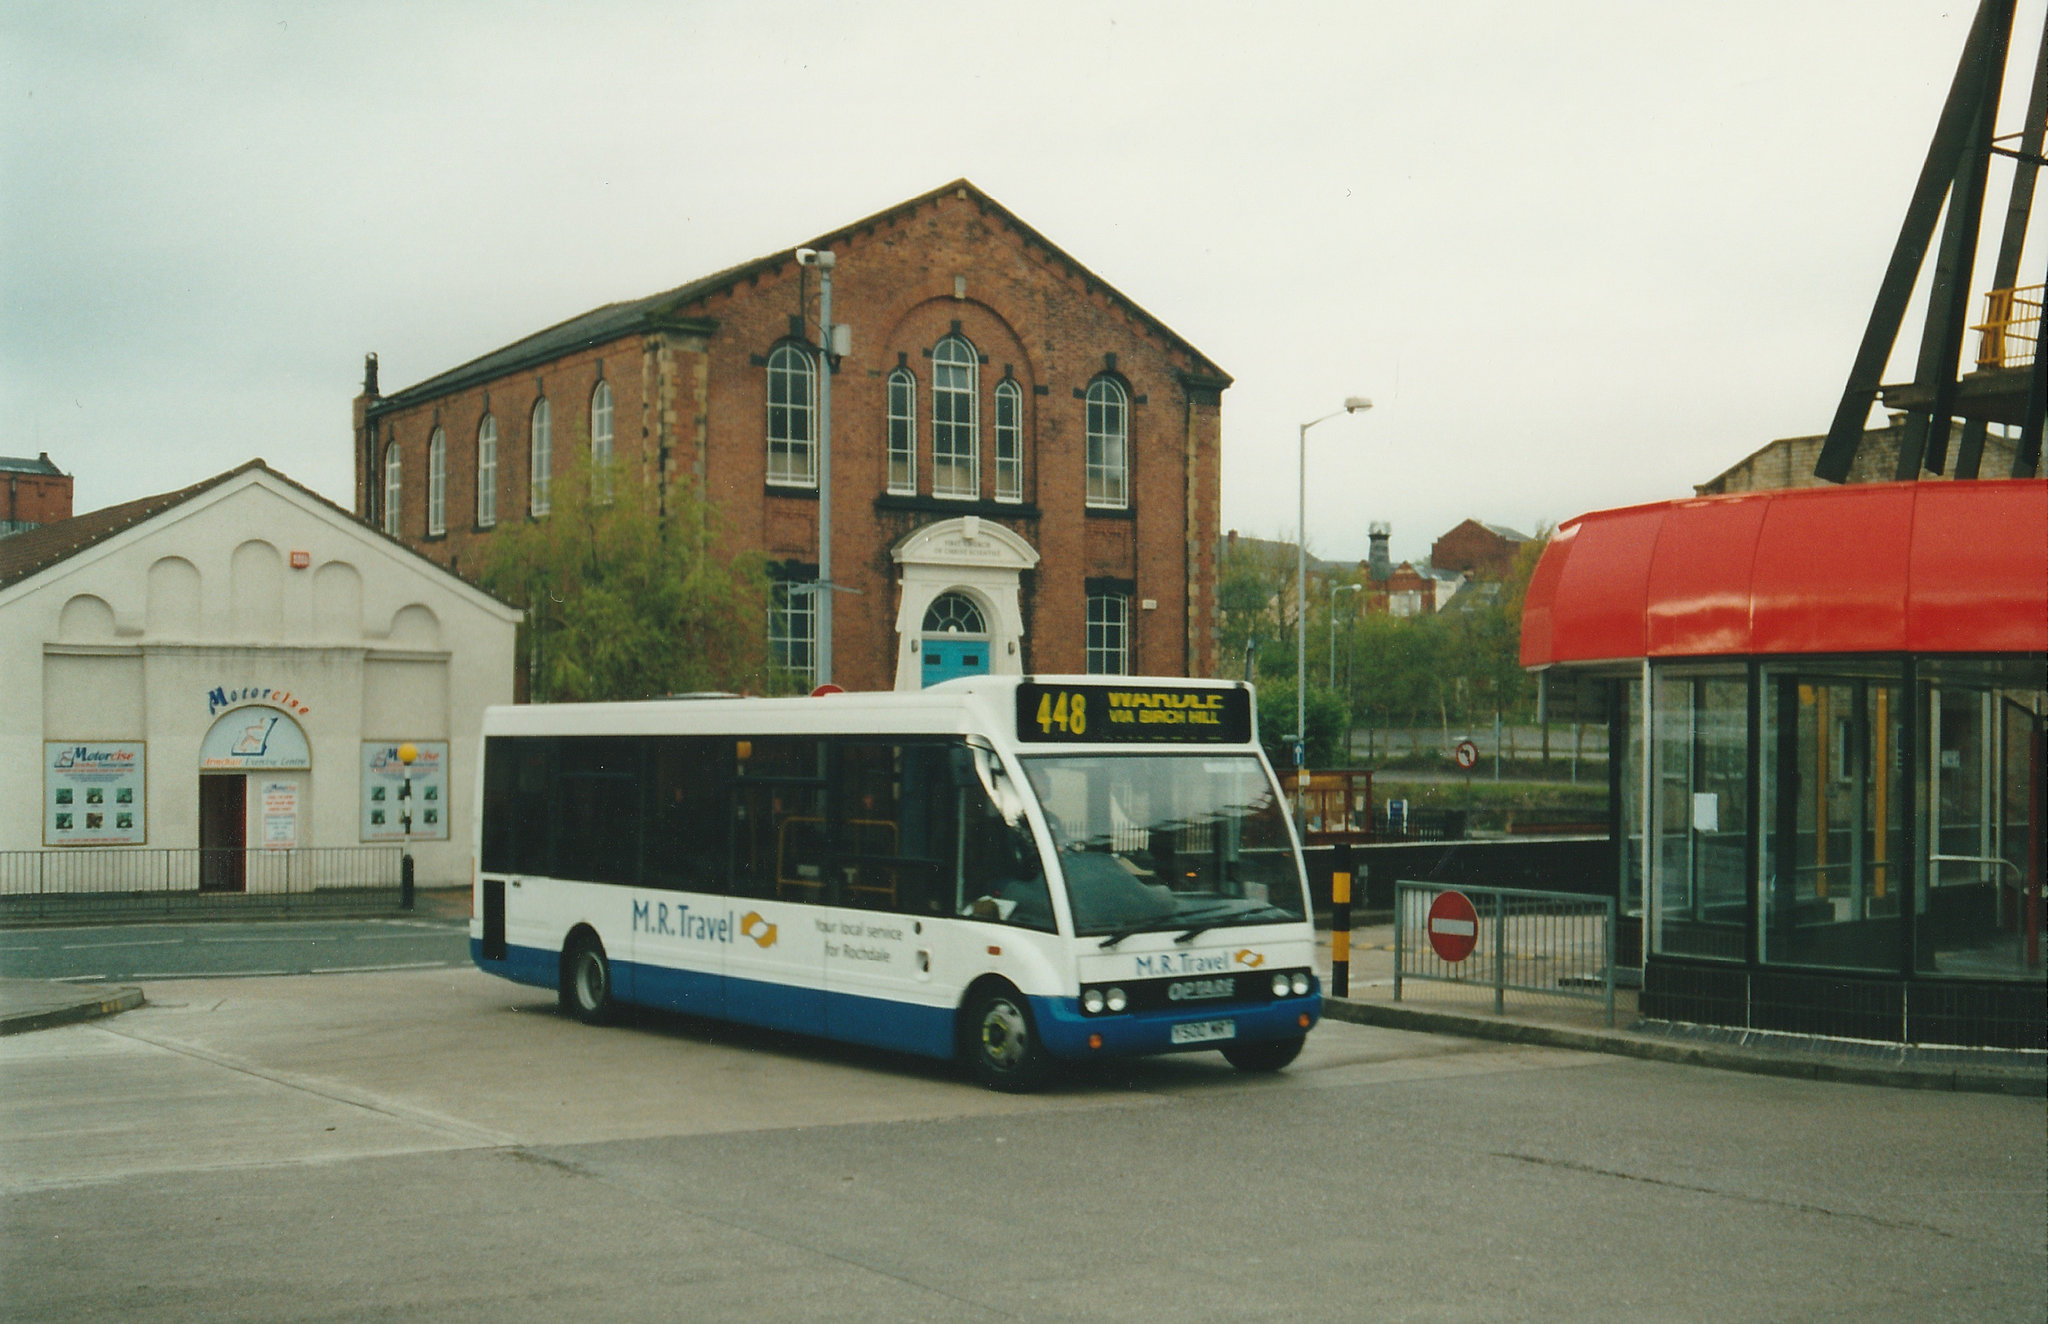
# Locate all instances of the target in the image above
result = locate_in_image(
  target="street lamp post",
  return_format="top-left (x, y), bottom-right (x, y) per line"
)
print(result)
top-left (795, 247), bottom-right (846, 688)
top-left (1329, 581), bottom-right (1363, 687)
top-left (1295, 397), bottom-right (1373, 803)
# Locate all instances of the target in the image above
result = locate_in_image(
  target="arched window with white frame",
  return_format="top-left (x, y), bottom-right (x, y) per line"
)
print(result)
top-left (1085, 377), bottom-right (1128, 509)
top-left (887, 368), bottom-right (917, 495)
top-left (766, 343), bottom-right (816, 487)
top-left (931, 335), bottom-right (979, 499)
top-left (530, 397), bottom-right (552, 516)
top-left (476, 413), bottom-right (498, 528)
top-left (382, 440), bottom-right (402, 536)
top-left (590, 379), bottom-right (613, 502)
top-left (994, 378), bottom-right (1023, 503)
top-left (427, 428), bottom-right (447, 535)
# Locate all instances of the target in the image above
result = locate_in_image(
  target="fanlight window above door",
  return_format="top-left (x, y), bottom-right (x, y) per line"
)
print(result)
top-left (922, 592), bottom-right (987, 635)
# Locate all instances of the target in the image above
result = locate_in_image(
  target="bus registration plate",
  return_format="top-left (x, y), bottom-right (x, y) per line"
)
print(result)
top-left (1170, 1018), bottom-right (1236, 1045)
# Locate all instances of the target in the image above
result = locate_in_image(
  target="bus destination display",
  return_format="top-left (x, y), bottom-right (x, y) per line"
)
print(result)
top-left (1015, 682), bottom-right (1251, 744)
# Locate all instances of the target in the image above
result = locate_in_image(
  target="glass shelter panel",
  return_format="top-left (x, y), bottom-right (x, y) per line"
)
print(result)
top-left (1761, 669), bottom-right (1907, 971)
top-left (1917, 660), bottom-right (2046, 982)
top-left (1649, 670), bottom-right (1748, 961)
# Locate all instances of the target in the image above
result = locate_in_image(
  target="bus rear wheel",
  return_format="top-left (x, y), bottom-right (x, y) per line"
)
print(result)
top-left (561, 935), bottom-right (615, 1025)
top-left (965, 988), bottom-right (1050, 1093)
top-left (1221, 1035), bottom-right (1304, 1073)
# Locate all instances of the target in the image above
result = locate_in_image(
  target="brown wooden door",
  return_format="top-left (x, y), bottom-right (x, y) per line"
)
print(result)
top-left (199, 774), bottom-right (246, 892)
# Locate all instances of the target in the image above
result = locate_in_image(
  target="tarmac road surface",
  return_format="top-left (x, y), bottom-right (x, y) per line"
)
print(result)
top-left (1, 966), bottom-right (2041, 1322)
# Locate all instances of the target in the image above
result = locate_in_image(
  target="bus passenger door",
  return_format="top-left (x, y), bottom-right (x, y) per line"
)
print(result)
top-left (824, 743), bottom-right (981, 1058)
top-left (724, 739), bottom-right (828, 1032)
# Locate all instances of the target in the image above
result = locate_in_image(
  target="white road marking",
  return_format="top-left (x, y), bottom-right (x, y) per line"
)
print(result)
top-left (60, 939), bottom-right (183, 950)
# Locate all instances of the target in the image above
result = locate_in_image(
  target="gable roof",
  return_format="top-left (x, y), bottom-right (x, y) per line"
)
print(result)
top-left (367, 179), bottom-right (1231, 417)
top-left (0, 453), bottom-right (65, 477)
top-left (0, 459), bottom-right (517, 614)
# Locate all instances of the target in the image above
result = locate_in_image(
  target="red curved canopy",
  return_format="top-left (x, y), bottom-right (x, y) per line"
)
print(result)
top-left (1520, 479), bottom-right (2048, 668)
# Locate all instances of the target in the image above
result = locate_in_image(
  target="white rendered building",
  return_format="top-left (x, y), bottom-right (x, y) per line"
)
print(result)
top-left (0, 461), bottom-right (519, 891)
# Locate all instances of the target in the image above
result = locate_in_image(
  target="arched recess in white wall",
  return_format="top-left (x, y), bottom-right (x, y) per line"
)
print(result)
top-left (57, 594), bottom-right (117, 642)
top-left (313, 561), bottom-right (363, 641)
top-left (230, 540), bottom-right (284, 638)
top-left (146, 556), bottom-right (201, 637)
top-left (386, 603), bottom-right (442, 650)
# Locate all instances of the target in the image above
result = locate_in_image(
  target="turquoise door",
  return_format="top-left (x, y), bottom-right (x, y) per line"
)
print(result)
top-left (920, 592), bottom-right (992, 688)
top-left (922, 637), bottom-right (989, 686)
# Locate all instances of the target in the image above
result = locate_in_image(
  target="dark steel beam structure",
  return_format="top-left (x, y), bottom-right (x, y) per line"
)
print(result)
top-left (1815, 0), bottom-right (2036, 483)
top-left (1958, 17), bottom-right (2048, 476)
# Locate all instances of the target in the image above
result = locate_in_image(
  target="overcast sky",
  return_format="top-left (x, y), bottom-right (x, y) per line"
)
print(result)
top-left (5, 2), bottom-right (2042, 565)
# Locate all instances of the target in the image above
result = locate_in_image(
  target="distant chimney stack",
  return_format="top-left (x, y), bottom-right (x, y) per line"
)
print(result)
top-left (364, 352), bottom-right (380, 398)
top-left (1368, 522), bottom-right (1391, 581)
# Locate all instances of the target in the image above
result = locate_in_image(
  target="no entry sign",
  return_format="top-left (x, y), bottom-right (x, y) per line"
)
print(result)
top-left (1426, 889), bottom-right (1480, 963)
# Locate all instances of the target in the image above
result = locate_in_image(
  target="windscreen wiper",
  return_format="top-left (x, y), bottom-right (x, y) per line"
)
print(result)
top-left (1175, 904), bottom-right (1295, 943)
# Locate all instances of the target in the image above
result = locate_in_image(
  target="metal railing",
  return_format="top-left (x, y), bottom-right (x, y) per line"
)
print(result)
top-left (0, 847), bottom-right (406, 923)
top-left (1974, 284), bottom-right (2042, 369)
top-left (1394, 880), bottom-right (1617, 1025)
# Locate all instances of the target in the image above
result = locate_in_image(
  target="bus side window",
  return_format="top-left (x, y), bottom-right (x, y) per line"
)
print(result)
top-left (836, 742), bottom-right (911, 913)
top-left (645, 736), bottom-right (726, 893)
top-left (482, 736), bottom-right (552, 877)
top-left (731, 738), bottom-right (825, 903)
top-left (555, 737), bottom-right (640, 886)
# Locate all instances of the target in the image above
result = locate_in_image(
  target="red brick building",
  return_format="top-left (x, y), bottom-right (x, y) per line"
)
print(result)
top-left (1, 453), bottom-right (73, 537)
top-left (354, 181), bottom-right (1229, 692)
top-left (1429, 519), bottom-right (1528, 580)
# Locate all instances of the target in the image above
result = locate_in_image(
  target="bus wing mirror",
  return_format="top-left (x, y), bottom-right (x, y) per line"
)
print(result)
top-left (962, 737), bottom-right (1026, 826)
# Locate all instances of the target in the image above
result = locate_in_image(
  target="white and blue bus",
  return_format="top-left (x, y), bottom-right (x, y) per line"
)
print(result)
top-left (471, 675), bottom-right (1320, 1090)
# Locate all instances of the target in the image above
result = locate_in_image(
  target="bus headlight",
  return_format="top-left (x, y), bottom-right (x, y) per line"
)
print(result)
top-left (1290, 972), bottom-right (1312, 997)
top-left (1082, 988), bottom-right (1106, 1015)
top-left (1105, 987), bottom-right (1128, 1013)
top-left (1271, 973), bottom-right (1291, 998)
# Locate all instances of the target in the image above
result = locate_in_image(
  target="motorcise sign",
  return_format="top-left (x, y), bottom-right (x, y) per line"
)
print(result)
top-left (1427, 889), bottom-right (1480, 963)
top-left (360, 741), bottom-right (450, 842)
top-left (44, 742), bottom-right (147, 845)
top-left (1014, 682), bottom-right (1251, 745)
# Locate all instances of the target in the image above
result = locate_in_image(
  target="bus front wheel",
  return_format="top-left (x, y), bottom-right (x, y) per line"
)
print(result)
top-left (561, 935), bottom-right (615, 1025)
top-left (965, 988), bottom-right (1050, 1093)
top-left (1221, 1035), bottom-right (1304, 1073)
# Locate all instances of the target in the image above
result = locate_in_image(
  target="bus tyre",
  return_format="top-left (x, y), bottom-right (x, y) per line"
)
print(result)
top-left (562, 936), bottom-right (615, 1025)
top-left (1221, 1036), bottom-right (1304, 1073)
top-left (965, 989), bottom-right (1050, 1093)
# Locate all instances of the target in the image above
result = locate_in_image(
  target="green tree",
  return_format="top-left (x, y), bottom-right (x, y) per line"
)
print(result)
top-left (1254, 678), bottom-right (1349, 771)
top-left (1216, 534), bottom-right (1296, 679)
top-left (477, 443), bottom-right (776, 701)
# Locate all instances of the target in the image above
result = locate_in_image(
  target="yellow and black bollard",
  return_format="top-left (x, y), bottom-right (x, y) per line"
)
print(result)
top-left (1331, 840), bottom-right (1352, 998)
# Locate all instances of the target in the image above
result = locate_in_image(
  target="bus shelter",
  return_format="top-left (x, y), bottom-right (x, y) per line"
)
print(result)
top-left (1520, 480), bottom-right (2045, 1050)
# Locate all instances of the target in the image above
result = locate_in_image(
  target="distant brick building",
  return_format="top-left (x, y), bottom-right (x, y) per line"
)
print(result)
top-left (1430, 519), bottom-right (1528, 580)
top-left (354, 181), bottom-right (1229, 691)
top-left (1, 453), bottom-right (72, 537)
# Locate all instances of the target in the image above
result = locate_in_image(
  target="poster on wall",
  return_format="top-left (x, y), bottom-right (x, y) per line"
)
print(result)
top-left (360, 742), bottom-right (449, 842)
top-left (45, 742), bottom-right (147, 846)
top-left (261, 781), bottom-right (299, 850)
